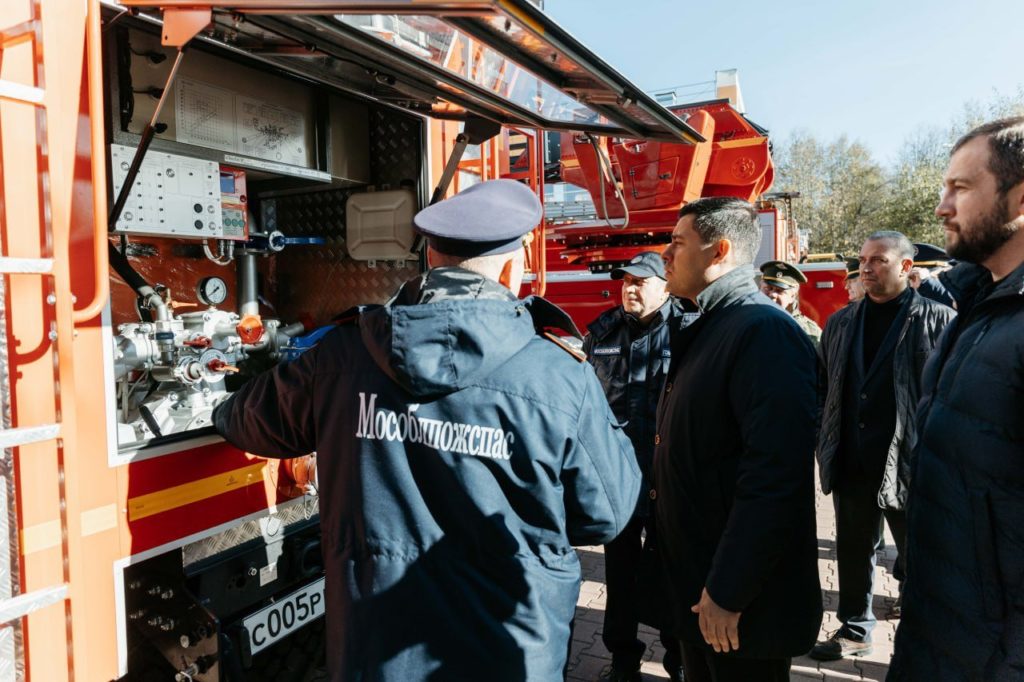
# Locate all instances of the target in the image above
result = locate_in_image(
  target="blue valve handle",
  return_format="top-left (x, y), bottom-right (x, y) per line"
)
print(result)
top-left (245, 231), bottom-right (326, 252)
top-left (271, 234), bottom-right (326, 248)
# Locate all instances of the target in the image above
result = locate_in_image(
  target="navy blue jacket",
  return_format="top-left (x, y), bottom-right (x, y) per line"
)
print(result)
top-left (889, 261), bottom-right (1024, 681)
top-left (583, 299), bottom-right (688, 515)
top-left (653, 267), bottom-right (822, 658)
top-left (214, 268), bottom-right (641, 682)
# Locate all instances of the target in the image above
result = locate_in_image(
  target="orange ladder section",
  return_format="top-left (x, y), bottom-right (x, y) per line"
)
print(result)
top-left (0, 0), bottom-right (107, 678)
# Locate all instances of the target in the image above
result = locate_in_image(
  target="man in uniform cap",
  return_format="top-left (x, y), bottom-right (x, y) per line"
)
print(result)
top-left (909, 242), bottom-right (955, 307)
top-left (759, 260), bottom-right (823, 347)
top-left (584, 250), bottom-right (687, 682)
top-left (845, 258), bottom-right (864, 303)
top-left (213, 179), bottom-right (641, 681)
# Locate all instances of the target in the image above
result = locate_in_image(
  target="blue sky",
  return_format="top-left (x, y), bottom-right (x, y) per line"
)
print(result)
top-left (544, 0), bottom-right (1019, 165)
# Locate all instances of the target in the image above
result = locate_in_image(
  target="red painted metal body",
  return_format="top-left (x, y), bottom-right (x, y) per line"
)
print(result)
top-left (798, 262), bottom-right (850, 328)
top-left (532, 98), bottom-right (778, 330)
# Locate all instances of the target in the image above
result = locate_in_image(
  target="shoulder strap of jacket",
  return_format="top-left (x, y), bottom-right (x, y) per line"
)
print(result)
top-left (542, 331), bottom-right (586, 362)
top-left (522, 295), bottom-right (583, 339)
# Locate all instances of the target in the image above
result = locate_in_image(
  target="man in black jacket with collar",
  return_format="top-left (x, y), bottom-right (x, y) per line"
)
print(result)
top-left (653, 197), bottom-right (822, 682)
top-left (583, 251), bottom-right (688, 682)
top-left (811, 231), bottom-right (955, 661)
top-left (890, 117), bottom-right (1024, 681)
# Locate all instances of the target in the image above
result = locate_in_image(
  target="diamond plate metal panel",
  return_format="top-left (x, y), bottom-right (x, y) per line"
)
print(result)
top-left (262, 189), bottom-right (421, 324)
top-left (0, 627), bottom-right (12, 682)
top-left (369, 109), bottom-right (422, 187)
top-left (0, 275), bottom-right (23, 681)
top-left (182, 500), bottom-right (319, 568)
top-left (257, 106), bottom-right (424, 324)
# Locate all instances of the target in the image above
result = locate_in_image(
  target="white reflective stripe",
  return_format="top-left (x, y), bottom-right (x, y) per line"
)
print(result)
top-left (0, 424), bottom-right (60, 449)
top-left (0, 585), bottom-right (67, 625)
top-left (523, 270), bottom-right (614, 283)
top-left (0, 258), bottom-right (53, 274)
top-left (0, 80), bottom-right (44, 106)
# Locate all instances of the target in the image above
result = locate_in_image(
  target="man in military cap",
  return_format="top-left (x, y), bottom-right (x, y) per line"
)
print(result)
top-left (759, 260), bottom-right (823, 347)
top-left (213, 179), bottom-right (641, 682)
top-left (909, 242), bottom-right (955, 307)
top-left (845, 258), bottom-right (864, 303)
top-left (583, 251), bottom-right (686, 682)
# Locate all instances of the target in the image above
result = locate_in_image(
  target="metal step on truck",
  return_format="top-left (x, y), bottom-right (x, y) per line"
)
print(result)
top-left (0, 1), bottom-right (721, 679)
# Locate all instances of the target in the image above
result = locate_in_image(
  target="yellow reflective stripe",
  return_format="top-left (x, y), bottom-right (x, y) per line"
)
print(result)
top-left (714, 138), bottom-right (763, 149)
top-left (21, 520), bottom-right (61, 555)
top-left (81, 504), bottom-right (118, 537)
top-left (128, 462), bottom-right (266, 522)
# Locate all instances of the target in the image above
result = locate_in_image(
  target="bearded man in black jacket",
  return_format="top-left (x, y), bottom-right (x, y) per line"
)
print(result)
top-left (889, 117), bottom-right (1024, 681)
top-left (653, 197), bottom-right (822, 682)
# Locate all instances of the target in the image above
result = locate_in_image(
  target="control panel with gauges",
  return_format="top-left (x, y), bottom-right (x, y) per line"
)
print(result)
top-left (109, 153), bottom-right (313, 456)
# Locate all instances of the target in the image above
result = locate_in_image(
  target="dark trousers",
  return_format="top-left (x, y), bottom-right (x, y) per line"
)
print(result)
top-left (603, 516), bottom-right (680, 675)
top-left (833, 470), bottom-right (906, 642)
top-left (680, 642), bottom-right (790, 682)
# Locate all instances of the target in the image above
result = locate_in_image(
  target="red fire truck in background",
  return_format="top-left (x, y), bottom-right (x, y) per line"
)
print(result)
top-left (0, 1), bottom-right (845, 680)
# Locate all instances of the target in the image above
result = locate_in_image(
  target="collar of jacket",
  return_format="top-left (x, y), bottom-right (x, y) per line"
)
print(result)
top-left (695, 265), bottom-right (758, 314)
top-left (586, 298), bottom-right (674, 341)
top-left (390, 266), bottom-right (519, 305)
top-left (942, 259), bottom-right (1024, 310)
top-left (845, 286), bottom-right (918, 324)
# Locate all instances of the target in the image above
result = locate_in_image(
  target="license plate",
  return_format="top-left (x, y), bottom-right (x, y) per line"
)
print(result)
top-left (243, 577), bottom-right (325, 655)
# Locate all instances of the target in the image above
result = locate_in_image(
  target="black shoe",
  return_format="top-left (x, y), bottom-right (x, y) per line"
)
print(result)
top-left (665, 665), bottom-right (685, 682)
top-left (808, 632), bottom-right (873, 661)
top-left (598, 666), bottom-right (642, 682)
top-left (888, 595), bottom-right (902, 619)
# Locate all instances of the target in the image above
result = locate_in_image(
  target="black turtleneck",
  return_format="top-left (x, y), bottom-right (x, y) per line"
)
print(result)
top-left (863, 288), bottom-right (910, 368)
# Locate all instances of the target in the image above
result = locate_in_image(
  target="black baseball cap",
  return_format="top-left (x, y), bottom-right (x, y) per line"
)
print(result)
top-left (610, 251), bottom-right (666, 280)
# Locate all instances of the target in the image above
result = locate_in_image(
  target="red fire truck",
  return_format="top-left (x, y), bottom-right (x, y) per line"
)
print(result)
top-left (0, 1), bottom-right (843, 679)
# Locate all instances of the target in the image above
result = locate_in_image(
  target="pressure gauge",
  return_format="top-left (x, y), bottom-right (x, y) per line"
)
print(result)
top-left (197, 276), bottom-right (228, 306)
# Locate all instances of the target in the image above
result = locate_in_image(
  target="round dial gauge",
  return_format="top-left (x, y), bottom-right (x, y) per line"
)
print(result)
top-left (197, 276), bottom-right (228, 306)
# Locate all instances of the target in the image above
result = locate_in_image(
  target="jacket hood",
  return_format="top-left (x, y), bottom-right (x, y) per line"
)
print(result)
top-left (358, 271), bottom-right (537, 398)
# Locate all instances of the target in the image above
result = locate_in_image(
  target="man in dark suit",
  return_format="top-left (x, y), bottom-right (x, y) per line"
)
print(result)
top-left (811, 231), bottom-right (955, 661)
top-left (653, 197), bottom-right (822, 682)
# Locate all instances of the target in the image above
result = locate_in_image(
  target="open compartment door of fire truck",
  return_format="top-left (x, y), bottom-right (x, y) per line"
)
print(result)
top-left (1, 0), bottom-right (702, 680)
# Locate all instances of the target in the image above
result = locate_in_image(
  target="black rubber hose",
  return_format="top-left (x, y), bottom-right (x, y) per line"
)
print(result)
top-left (108, 240), bottom-right (150, 293)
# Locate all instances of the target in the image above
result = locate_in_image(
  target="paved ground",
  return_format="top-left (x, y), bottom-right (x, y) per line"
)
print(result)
top-left (567, 483), bottom-right (901, 681)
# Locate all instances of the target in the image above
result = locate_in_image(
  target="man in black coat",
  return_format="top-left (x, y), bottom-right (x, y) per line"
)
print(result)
top-left (889, 117), bottom-right (1024, 681)
top-left (583, 251), bottom-right (685, 682)
top-left (653, 197), bottom-right (822, 682)
top-left (810, 231), bottom-right (955, 661)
